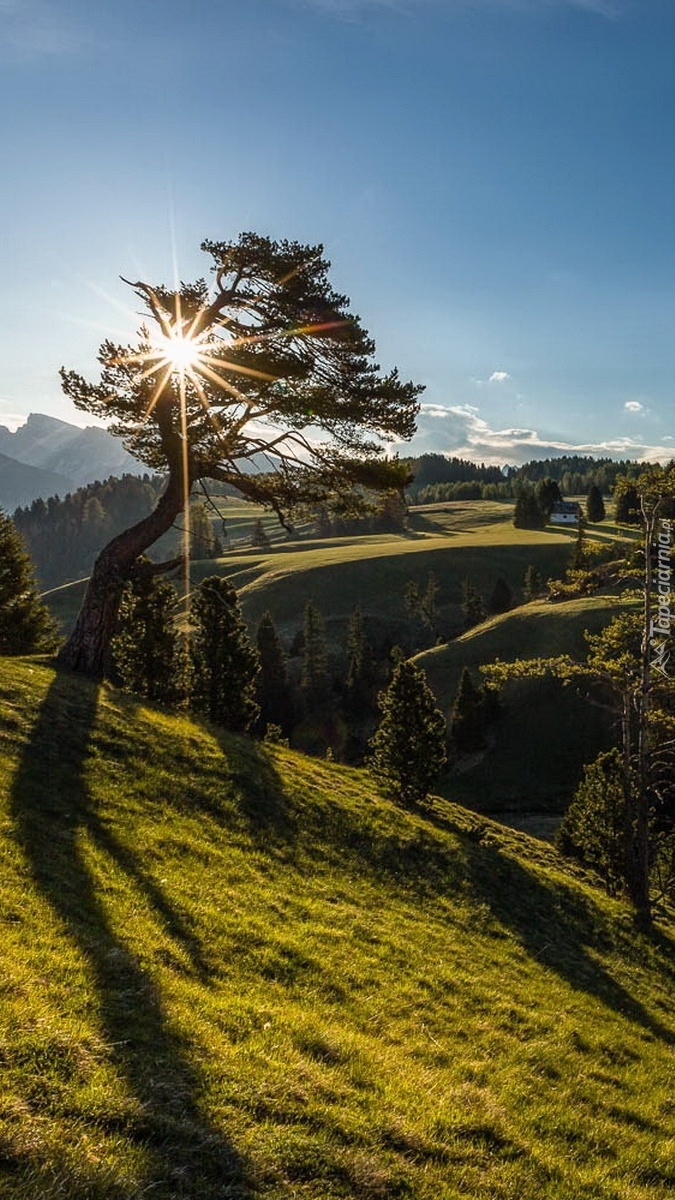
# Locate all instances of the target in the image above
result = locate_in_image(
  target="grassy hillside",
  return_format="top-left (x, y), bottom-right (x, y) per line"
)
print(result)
top-left (414, 595), bottom-right (638, 812)
top-left (43, 500), bottom-right (587, 641)
top-left (1, 657), bottom-right (674, 1199)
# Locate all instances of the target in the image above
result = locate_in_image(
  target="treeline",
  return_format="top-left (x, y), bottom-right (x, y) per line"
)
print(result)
top-left (12, 475), bottom-right (224, 588)
top-left (406, 452), bottom-right (645, 505)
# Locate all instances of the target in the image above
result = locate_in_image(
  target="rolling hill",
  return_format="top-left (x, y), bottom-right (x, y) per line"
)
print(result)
top-left (0, 656), bottom-right (673, 1199)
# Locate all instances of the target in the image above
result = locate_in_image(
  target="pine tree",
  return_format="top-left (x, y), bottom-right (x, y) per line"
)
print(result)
top-left (190, 501), bottom-right (220, 559)
top-left (523, 564), bottom-right (544, 601)
top-left (513, 486), bottom-right (545, 530)
top-left (535, 476), bottom-right (562, 523)
top-left (111, 573), bottom-right (183, 704)
top-left (586, 484), bottom-right (606, 524)
top-left (300, 600), bottom-right (328, 706)
top-left (614, 482), bottom-right (641, 525)
top-left (251, 518), bottom-right (271, 548)
top-left (462, 580), bottom-right (486, 629)
top-left (190, 576), bottom-right (259, 731)
top-left (0, 512), bottom-right (58, 655)
top-left (255, 611), bottom-right (290, 733)
top-left (342, 605), bottom-right (376, 719)
top-left (450, 667), bottom-right (487, 754)
top-left (557, 749), bottom-right (627, 896)
top-left (488, 576), bottom-right (512, 615)
top-left (370, 660), bottom-right (447, 805)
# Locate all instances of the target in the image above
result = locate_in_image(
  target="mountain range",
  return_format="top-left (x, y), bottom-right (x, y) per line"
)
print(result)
top-left (0, 414), bottom-right (142, 511)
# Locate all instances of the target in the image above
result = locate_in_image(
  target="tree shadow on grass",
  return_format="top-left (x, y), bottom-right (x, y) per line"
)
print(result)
top-left (10, 672), bottom-right (253, 1198)
top-left (461, 831), bottom-right (675, 1045)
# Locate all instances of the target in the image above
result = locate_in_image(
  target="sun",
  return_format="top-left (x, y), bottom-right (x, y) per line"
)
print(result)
top-left (155, 330), bottom-right (205, 375)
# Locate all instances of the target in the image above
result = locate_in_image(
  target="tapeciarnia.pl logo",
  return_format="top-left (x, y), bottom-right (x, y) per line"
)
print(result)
top-left (650, 518), bottom-right (672, 678)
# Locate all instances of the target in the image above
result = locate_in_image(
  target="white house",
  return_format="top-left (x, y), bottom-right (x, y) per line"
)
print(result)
top-left (550, 501), bottom-right (582, 525)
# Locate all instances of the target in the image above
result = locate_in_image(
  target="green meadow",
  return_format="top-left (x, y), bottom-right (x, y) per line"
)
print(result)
top-left (0, 657), bottom-right (673, 1199)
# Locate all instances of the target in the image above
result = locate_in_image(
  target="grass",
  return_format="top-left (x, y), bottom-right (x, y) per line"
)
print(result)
top-left (43, 499), bottom-right (590, 640)
top-left (414, 594), bottom-right (640, 812)
top-left (0, 657), bottom-right (674, 1198)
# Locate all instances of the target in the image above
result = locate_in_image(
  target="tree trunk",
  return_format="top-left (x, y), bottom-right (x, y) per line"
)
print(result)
top-left (58, 469), bottom-right (187, 678)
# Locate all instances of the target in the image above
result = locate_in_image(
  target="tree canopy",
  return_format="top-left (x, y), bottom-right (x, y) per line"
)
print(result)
top-left (58, 233), bottom-right (422, 675)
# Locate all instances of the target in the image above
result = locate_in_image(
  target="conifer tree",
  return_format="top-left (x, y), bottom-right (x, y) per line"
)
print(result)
top-left (462, 579), bottom-right (486, 629)
top-left (369, 660), bottom-right (447, 805)
top-left (300, 600), bottom-right (328, 706)
top-left (255, 611), bottom-right (290, 733)
top-left (535, 476), bottom-right (562, 523)
top-left (190, 501), bottom-right (220, 559)
top-left (523, 564), bottom-right (544, 601)
top-left (488, 576), bottom-right (512, 615)
top-left (557, 749), bottom-right (627, 896)
top-left (586, 483), bottom-right (606, 524)
top-left (342, 605), bottom-right (376, 719)
top-left (513, 486), bottom-right (545, 529)
top-left (251, 518), bottom-right (271, 548)
top-left (111, 573), bottom-right (183, 704)
top-left (0, 511), bottom-right (58, 655)
top-left (190, 576), bottom-right (259, 731)
top-left (450, 667), bottom-right (487, 754)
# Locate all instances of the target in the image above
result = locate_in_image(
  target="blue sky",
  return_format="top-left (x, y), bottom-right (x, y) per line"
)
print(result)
top-left (1, 0), bottom-right (674, 464)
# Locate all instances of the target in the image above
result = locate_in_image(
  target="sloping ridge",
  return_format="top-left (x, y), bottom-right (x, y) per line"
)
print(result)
top-left (0, 658), bottom-right (673, 1200)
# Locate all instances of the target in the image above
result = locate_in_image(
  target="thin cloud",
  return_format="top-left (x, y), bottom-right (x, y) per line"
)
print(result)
top-left (624, 400), bottom-right (645, 414)
top-left (488, 371), bottom-right (512, 384)
top-left (395, 402), bottom-right (672, 466)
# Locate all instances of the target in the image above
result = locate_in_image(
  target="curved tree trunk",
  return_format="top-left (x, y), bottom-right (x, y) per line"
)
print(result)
top-left (58, 469), bottom-right (187, 678)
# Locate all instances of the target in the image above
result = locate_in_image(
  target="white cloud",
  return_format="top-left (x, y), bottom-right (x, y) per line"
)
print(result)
top-left (393, 402), bottom-right (674, 466)
top-left (624, 400), bottom-right (645, 414)
top-left (488, 371), bottom-right (512, 384)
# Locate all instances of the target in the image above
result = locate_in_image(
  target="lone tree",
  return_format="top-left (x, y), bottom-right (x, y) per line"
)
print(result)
top-left (0, 512), bottom-right (58, 655)
top-left (369, 660), bottom-right (447, 805)
top-left (58, 233), bottom-right (422, 676)
top-left (190, 576), bottom-right (259, 732)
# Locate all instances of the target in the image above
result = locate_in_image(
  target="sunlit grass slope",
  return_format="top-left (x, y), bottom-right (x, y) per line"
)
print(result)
top-left (1, 658), bottom-right (674, 1199)
top-left (416, 595), bottom-right (640, 812)
top-left (42, 500), bottom-right (619, 641)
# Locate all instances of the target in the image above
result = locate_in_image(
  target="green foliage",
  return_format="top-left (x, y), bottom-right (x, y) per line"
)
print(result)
top-left (523, 564), bottom-right (544, 600)
top-left (535, 476), bottom-right (562, 522)
top-left (450, 666), bottom-right (488, 754)
top-left (111, 572), bottom-right (184, 704)
top-left (1, 658), bottom-right (675, 1199)
top-left (586, 483), bottom-right (606, 523)
top-left (189, 575), bottom-right (259, 731)
top-left (558, 749), bottom-right (628, 896)
top-left (462, 578), bottom-right (486, 629)
top-left (488, 575), bottom-right (513, 614)
top-left (13, 474), bottom-right (166, 588)
top-left (404, 570), bottom-right (440, 642)
top-left (0, 511), bottom-right (58, 654)
top-left (370, 660), bottom-right (447, 804)
top-left (189, 499), bottom-right (221, 559)
top-left (300, 600), bottom-right (328, 706)
top-left (255, 610), bottom-right (291, 733)
top-left (513, 485), bottom-right (545, 530)
top-left (614, 479), bottom-right (642, 525)
top-left (342, 605), bottom-right (376, 720)
top-left (251, 517), bottom-right (271, 548)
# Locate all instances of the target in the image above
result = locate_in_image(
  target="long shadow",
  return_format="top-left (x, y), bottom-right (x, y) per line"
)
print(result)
top-left (461, 832), bottom-right (675, 1045)
top-left (10, 673), bottom-right (253, 1198)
